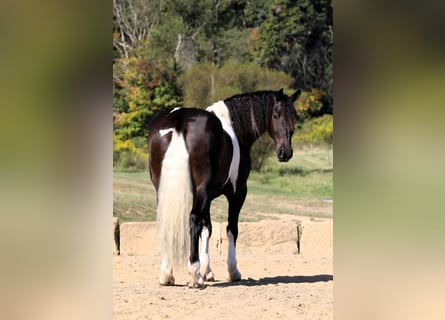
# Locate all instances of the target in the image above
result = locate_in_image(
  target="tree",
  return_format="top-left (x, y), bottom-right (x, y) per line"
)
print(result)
top-left (112, 0), bottom-right (333, 170)
top-left (178, 61), bottom-right (292, 107)
top-left (258, 0), bottom-right (333, 113)
top-left (113, 54), bottom-right (182, 170)
top-left (113, 0), bottom-right (164, 58)
top-left (113, 0), bottom-right (185, 170)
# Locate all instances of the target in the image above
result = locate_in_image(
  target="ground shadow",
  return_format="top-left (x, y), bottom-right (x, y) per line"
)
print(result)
top-left (211, 274), bottom-right (333, 288)
top-left (277, 167), bottom-right (333, 177)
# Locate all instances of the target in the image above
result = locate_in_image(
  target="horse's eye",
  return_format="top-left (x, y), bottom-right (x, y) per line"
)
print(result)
top-left (273, 109), bottom-right (281, 119)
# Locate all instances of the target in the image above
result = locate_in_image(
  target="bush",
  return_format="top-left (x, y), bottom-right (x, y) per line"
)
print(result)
top-left (177, 63), bottom-right (215, 107)
top-left (113, 136), bottom-right (148, 171)
top-left (294, 114), bottom-right (333, 147)
top-left (250, 135), bottom-right (275, 172)
top-left (118, 151), bottom-right (148, 171)
top-left (178, 61), bottom-right (293, 107)
top-left (295, 88), bottom-right (325, 122)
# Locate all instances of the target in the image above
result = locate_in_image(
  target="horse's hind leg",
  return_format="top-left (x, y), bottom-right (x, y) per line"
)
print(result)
top-left (200, 221), bottom-right (215, 281)
top-left (159, 255), bottom-right (175, 286)
top-left (188, 187), bottom-right (209, 288)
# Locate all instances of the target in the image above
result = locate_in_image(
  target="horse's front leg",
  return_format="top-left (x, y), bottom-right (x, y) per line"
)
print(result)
top-left (226, 186), bottom-right (247, 282)
top-left (226, 226), bottom-right (241, 282)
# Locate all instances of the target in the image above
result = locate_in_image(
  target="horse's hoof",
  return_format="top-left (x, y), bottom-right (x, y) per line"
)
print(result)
top-left (226, 270), bottom-right (241, 282)
top-left (187, 281), bottom-right (207, 289)
top-left (159, 275), bottom-right (175, 286)
top-left (204, 271), bottom-right (215, 282)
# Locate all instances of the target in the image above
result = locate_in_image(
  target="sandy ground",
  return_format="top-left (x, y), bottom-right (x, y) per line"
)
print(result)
top-left (113, 215), bottom-right (332, 319)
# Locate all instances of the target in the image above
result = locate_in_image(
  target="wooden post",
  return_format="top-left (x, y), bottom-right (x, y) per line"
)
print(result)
top-left (296, 222), bottom-right (302, 254)
top-left (113, 217), bottom-right (120, 255)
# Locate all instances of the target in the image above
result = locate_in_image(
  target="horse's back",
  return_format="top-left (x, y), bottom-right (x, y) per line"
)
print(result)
top-left (148, 107), bottom-right (223, 148)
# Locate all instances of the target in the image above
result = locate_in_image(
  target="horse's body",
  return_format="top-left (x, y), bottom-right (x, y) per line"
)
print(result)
top-left (148, 89), bottom-right (301, 288)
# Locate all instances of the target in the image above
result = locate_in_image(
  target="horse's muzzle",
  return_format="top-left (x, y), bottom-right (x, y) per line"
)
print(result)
top-left (277, 147), bottom-right (293, 162)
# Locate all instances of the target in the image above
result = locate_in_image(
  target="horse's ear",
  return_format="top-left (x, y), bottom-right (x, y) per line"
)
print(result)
top-left (274, 88), bottom-right (285, 103)
top-left (274, 88), bottom-right (285, 102)
top-left (291, 89), bottom-right (301, 103)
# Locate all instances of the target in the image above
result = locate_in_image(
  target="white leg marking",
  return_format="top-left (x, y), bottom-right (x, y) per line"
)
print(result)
top-left (200, 227), bottom-right (215, 281)
top-left (159, 255), bottom-right (175, 285)
top-left (188, 261), bottom-right (204, 288)
top-left (226, 230), bottom-right (241, 281)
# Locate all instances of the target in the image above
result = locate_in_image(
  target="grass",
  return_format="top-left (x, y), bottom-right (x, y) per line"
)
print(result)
top-left (113, 171), bottom-right (157, 222)
top-left (113, 147), bottom-right (333, 223)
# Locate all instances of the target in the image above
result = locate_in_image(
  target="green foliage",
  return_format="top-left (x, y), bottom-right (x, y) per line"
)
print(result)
top-left (113, 0), bottom-right (333, 170)
top-left (177, 63), bottom-right (216, 107)
top-left (295, 88), bottom-right (325, 122)
top-left (113, 135), bottom-right (148, 171)
top-left (250, 136), bottom-right (275, 172)
top-left (294, 114), bottom-right (333, 146)
top-left (218, 60), bottom-right (293, 93)
top-left (258, 0), bottom-right (333, 112)
top-left (113, 55), bottom-right (182, 169)
top-left (259, 0), bottom-right (305, 67)
top-left (242, 0), bottom-right (269, 27)
top-left (179, 61), bottom-right (293, 107)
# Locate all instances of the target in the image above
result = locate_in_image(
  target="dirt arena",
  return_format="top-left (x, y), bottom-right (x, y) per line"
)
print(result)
top-left (113, 215), bottom-right (332, 319)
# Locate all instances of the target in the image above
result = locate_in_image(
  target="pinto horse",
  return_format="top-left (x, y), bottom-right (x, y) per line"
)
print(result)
top-left (148, 88), bottom-right (301, 288)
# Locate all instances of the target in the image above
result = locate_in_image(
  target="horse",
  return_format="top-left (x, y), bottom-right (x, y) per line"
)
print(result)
top-left (148, 88), bottom-right (301, 288)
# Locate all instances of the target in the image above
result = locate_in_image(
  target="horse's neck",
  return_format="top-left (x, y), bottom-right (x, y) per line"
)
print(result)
top-left (226, 97), bottom-right (273, 148)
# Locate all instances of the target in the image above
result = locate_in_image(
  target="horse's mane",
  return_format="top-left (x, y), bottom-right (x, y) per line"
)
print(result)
top-left (223, 91), bottom-right (276, 146)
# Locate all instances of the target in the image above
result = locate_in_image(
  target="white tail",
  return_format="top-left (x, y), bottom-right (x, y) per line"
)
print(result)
top-left (157, 130), bottom-right (192, 269)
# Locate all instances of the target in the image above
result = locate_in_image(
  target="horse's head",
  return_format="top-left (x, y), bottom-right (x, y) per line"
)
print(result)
top-left (269, 88), bottom-right (301, 162)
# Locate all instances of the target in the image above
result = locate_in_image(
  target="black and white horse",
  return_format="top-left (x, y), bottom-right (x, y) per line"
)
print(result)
top-left (148, 88), bottom-right (301, 288)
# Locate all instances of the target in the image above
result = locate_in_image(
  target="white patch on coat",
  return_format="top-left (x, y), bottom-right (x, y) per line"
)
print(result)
top-left (159, 128), bottom-right (174, 137)
top-left (206, 101), bottom-right (240, 192)
top-left (170, 107), bottom-right (181, 113)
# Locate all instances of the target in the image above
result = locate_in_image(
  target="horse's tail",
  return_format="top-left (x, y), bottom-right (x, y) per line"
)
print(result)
top-left (157, 130), bottom-right (192, 268)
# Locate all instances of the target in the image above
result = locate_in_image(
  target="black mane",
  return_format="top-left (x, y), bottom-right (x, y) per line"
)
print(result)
top-left (223, 91), bottom-right (276, 147)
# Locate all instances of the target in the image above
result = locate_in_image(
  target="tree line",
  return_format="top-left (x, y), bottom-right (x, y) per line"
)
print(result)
top-left (113, 0), bottom-right (333, 171)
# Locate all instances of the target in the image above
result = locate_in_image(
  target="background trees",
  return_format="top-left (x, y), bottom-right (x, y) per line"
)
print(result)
top-left (258, 0), bottom-right (333, 114)
top-left (113, 0), bottom-right (333, 171)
